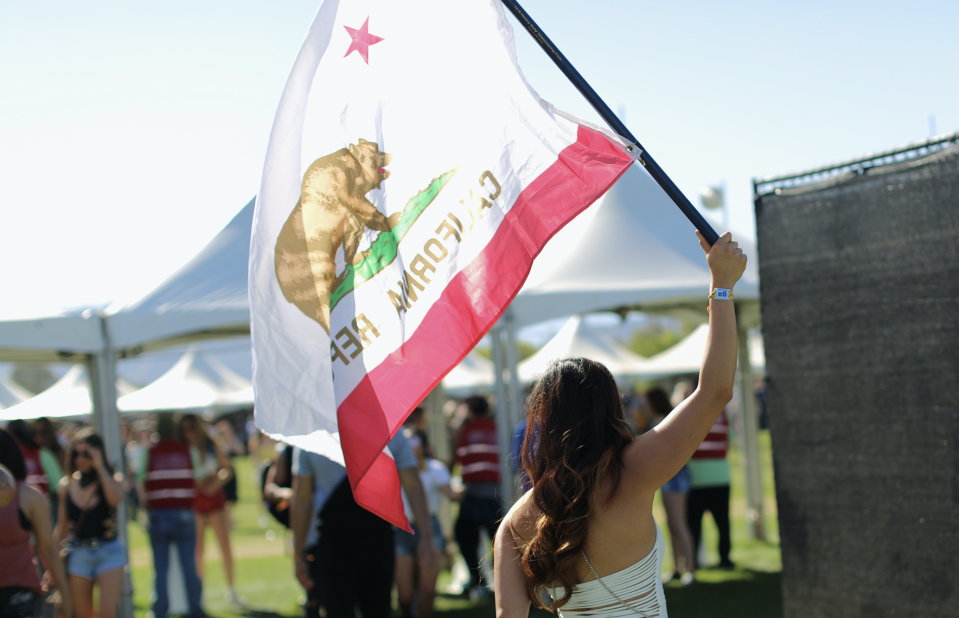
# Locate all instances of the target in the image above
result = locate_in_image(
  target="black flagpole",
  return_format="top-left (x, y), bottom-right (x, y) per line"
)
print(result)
top-left (500, 0), bottom-right (721, 246)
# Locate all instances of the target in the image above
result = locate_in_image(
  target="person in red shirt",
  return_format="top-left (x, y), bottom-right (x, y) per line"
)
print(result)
top-left (450, 396), bottom-right (501, 598)
top-left (139, 415), bottom-right (204, 618)
top-left (686, 409), bottom-right (734, 569)
top-left (7, 420), bottom-right (48, 498)
top-left (0, 428), bottom-right (73, 618)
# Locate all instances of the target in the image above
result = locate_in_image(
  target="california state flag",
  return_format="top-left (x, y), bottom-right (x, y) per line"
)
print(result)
top-left (250, 0), bottom-right (638, 529)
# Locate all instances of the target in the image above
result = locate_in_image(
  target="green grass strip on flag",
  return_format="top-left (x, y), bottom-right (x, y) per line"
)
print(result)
top-left (330, 167), bottom-right (458, 310)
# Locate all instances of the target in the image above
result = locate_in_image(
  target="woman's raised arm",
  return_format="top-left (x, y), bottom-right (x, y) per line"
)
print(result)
top-left (624, 231), bottom-right (747, 491)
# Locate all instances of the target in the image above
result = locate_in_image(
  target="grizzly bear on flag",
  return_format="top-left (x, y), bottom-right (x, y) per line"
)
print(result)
top-left (274, 139), bottom-right (398, 334)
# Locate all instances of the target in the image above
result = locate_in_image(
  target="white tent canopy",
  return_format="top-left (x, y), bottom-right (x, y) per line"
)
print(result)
top-left (91, 162), bottom-right (761, 356)
top-left (219, 385), bottom-right (255, 407)
top-left (118, 347), bottom-right (253, 413)
top-left (0, 160), bottom-right (769, 539)
top-left (0, 375), bottom-right (32, 410)
top-left (518, 315), bottom-right (653, 383)
top-left (106, 198), bottom-right (255, 351)
top-left (3, 163), bottom-right (760, 359)
top-left (442, 352), bottom-right (495, 397)
top-left (0, 198), bottom-right (254, 362)
top-left (513, 164), bottom-right (760, 327)
top-left (0, 365), bottom-right (138, 421)
top-left (640, 323), bottom-right (766, 378)
top-left (1, 164), bottom-right (762, 369)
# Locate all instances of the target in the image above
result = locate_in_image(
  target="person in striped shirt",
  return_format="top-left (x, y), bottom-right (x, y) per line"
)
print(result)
top-left (449, 396), bottom-right (501, 598)
top-left (139, 414), bottom-right (204, 618)
top-left (686, 408), bottom-right (734, 569)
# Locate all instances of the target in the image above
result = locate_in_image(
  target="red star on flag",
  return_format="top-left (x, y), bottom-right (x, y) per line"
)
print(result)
top-left (344, 17), bottom-right (384, 64)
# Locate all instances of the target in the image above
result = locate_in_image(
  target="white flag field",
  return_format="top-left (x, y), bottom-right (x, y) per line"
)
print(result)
top-left (250, 0), bottom-right (639, 529)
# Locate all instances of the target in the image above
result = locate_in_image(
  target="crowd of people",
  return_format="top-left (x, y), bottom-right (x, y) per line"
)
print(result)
top-left (0, 411), bottom-right (252, 618)
top-left (0, 401), bottom-right (511, 618)
top-left (1, 234), bottom-right (746, 618)
top-left (0, 383), bottom-right (740, 618)
top-left (2, 420), bottom-right (132, 618)
top-left (265, 378), bottom-right (738, 618)
top-left (0, 384), bottom-right (741, 618)
top-left (264, 395), bottom-right (504, 618)
top-left (0, 231), bottom-right (748, 618)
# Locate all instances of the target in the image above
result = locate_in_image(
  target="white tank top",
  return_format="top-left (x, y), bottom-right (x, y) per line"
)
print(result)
top-left (550, 525), bottom-right (667, 618)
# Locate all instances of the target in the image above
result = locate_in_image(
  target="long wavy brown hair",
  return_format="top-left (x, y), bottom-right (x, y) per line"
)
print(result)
top-left (512, 358), bottom-right (633, 610)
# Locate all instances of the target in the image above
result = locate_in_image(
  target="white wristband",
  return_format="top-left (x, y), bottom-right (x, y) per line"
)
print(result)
top-left (709, 288), bottom-right (733, 301)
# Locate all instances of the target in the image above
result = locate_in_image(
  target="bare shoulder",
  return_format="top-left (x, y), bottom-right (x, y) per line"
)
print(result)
top-left (616, 435), bottom-right (667, 498)
top-left (18, 481), bottom-right (46, 510)
top-left (501, 490), bottom-right (537, 546)
top-left (621, 432), bottom-right (654, 471)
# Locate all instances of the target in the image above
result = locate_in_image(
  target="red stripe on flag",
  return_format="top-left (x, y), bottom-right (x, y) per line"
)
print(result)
top-left (337, 127), bottom-right (634, 530)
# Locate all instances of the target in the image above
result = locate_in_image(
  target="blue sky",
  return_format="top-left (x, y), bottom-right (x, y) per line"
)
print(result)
top-left (2, 0), bottom-right (955, 313)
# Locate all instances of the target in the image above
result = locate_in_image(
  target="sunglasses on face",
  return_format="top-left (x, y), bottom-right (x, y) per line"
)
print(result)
top-left (73, 449), bottom-right (92, 460)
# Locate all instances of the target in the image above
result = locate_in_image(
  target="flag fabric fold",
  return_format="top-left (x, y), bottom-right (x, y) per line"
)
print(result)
top-left (250, 0), bottom-right (638, 531)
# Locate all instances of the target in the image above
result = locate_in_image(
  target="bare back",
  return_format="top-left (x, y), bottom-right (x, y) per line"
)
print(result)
top-left (505, 454), bottom-right (660, 587)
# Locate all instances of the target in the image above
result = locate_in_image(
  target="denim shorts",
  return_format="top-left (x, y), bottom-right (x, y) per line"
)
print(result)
top-left (66, 539), bottom-right (127, 580)
top-left (395, 515), bottom-right (445, 556)
top-left (661, 465), bottom-right (692, 494)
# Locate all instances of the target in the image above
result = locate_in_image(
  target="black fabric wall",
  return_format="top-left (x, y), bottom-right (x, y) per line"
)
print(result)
top-left (756, 148), bottom-right (959, 617)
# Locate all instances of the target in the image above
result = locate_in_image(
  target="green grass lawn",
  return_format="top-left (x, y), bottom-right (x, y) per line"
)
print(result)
top-left (127, 432), bottom-right (782, 618)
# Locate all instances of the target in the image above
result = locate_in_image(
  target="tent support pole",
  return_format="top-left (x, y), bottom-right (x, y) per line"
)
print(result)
top-left (499, 0), bottom-right (719, 246)
top-left (504, 307), bottom-right (523, 472)
top-left (491, 326), bottom-right (514, 510)
top-left (422, 386), bottom-right (454, 548)
top-left (89, 315), bottom-right (134, 618)
top-left (736, 313), bottom-right (766, 540)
